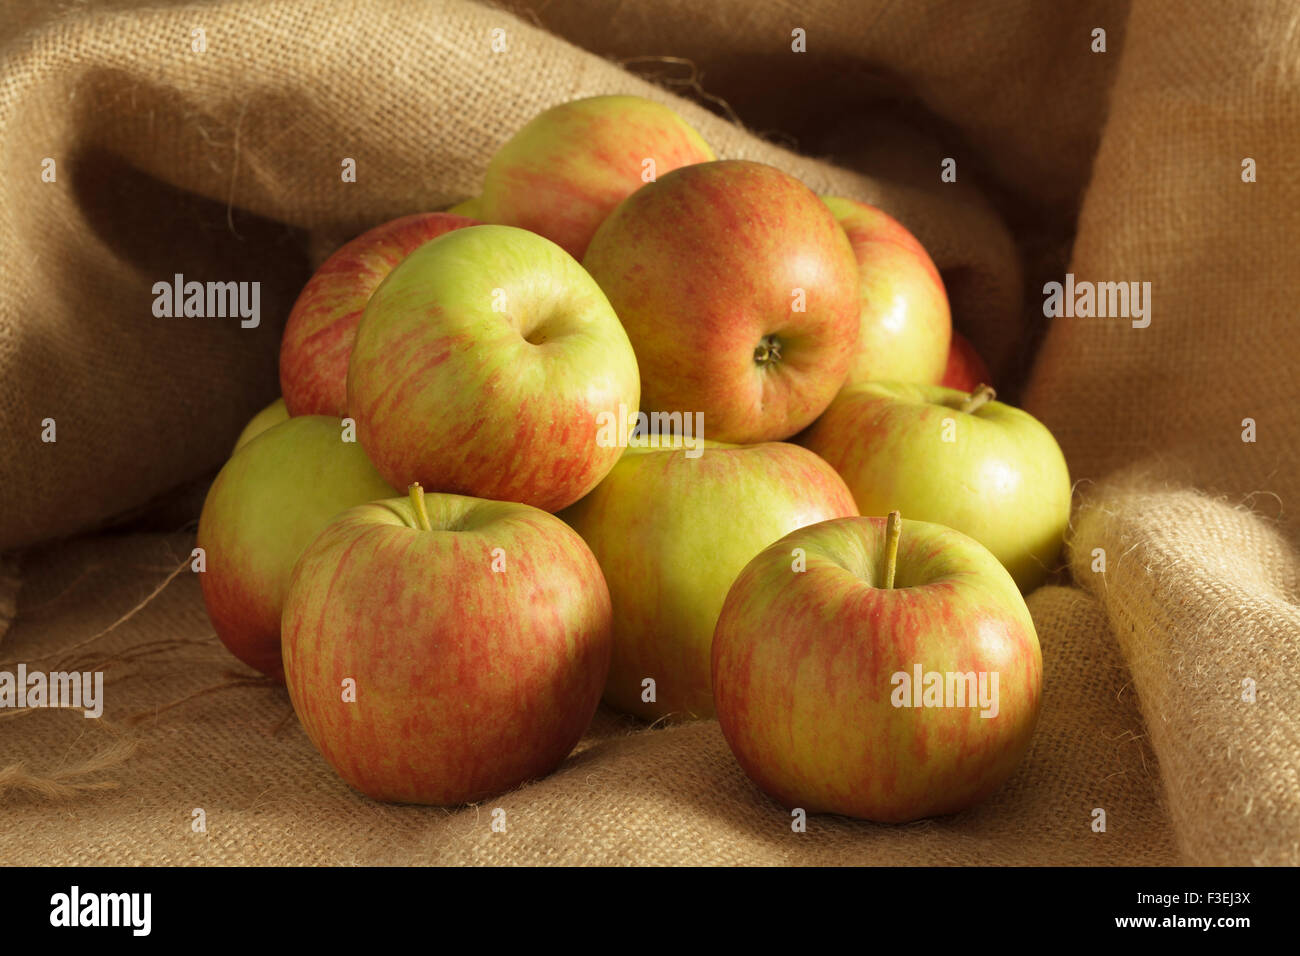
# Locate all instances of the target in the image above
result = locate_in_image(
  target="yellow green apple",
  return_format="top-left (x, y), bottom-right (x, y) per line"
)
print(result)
top-left (798, 382), bottom-right (1070, 591)
top-left (560, 438), bottom-right (857, 720)
top-left (823, 196), bottom-right (951, 387)
top-left (197, 415), bottom-right (397, 679)
top-left (233, 397), bottom-right (288, 452)
top-left (445, 197), bottom-right (481, 218)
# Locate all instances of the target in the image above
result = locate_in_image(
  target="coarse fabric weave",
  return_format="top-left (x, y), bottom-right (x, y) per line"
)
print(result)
top-left (0, 0), bottom-right (1295, 865)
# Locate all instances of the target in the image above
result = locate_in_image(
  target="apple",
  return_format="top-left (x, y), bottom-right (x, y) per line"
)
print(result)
top-left (281, 483), bottom-right (612, 805)
top-left (561, 438), bottom-right (857, 720)
top-left (583, 160), bottom-right (861, 444)
top-left (233, 397), bottom-right (288, 452)
top-left (197, 415), bottom-right (397, 680)
top-left (822, 196), bottom-right (951, 386)
top-left (279, 212), bottom-right (479, 418)
top-left (940, 331), bottom-right (992, 393)
top-left (712, 512), bottom-right (1042, 822)
top-left (347, 224), bottom-right (640, 512)
top-left (798, 382), bottom-right (1070, 592)
top-left (478, 95), bottom-right (715, 259)
top-left (445, 197), bottom-right (481, 218)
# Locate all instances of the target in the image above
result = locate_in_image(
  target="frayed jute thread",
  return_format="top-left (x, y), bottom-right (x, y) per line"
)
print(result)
top-left (0, 552), bottom-right (193, 672)
top-left (120, 672), bottom-right (280, 729)
top-left (0, 722), bottom-right (138, 799)
top-left (1, 551), bottom-right (282, 799)
top-left (0, 636), bottom-right (226, 724)
top-left (491, 2), bottom-right (751, 132)
top-left (614, 55), bottom-right (747, 130)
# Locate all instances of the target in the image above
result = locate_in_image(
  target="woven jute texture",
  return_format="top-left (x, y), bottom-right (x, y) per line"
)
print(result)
top-left (1, 0), bottom-right (1296, 865)
top-left (0, 534), bottom-right (1174, 864)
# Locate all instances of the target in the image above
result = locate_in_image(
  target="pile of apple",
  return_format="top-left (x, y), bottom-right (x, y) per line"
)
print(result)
top-left (197, 95), bottom-right (1070, 823)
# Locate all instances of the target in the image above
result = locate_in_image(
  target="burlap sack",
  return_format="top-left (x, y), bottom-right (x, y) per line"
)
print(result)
top-left (1, 0), bottom-right (1295, 865)
top-left (0, 533), bottom-right (1174, 864)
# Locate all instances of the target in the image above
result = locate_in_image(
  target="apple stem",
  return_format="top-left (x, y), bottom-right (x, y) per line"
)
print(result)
top-left (753, 335), bottom-right (783, 367)
top-left (959, 384), bottom-right (996, 414)
top-left (883, 510), bottom-right (901, 590)
top-left (408, 482), bottom-right (432, 531)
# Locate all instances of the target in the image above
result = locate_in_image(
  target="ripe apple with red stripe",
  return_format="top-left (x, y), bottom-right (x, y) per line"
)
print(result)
top-left (583, 160), bottom-right (861, 444)
top-left (798, 382), bottom-right (1070, 592)
top-left (198, 415), bottom-right (397, 680)
top-left (940, 331), bottom-right (993, 392)
top-left (561, 438), bottom-right (857, 721)
top-left (712, 513), bottom-right (1042, 822)
top-left (279, 212), bottom-right (479, 418)
top-left (281, 484), bottom-right (612, 805)
top-left (347, 224), bottom-right (640, 512)
top-left (822, 197), bottom-right (951, 386)
top-left (478, 95), bottom-right (715, 260)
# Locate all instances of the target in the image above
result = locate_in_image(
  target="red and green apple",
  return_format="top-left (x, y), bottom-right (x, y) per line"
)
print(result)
top-left (347, 224), bottom-right (640, 512)
top-left (583, 160), bottom-right (861, 444)
top-left (940, 331), bottom-right (992, 393)
top-left (281, 484), bottom-right (612, 805)
top-left (478, 94), bottom-right (715, 259)
top-left (279, 212), bottom-right (478, 418)
top-left (712, 512), bottom-right (1042, 822)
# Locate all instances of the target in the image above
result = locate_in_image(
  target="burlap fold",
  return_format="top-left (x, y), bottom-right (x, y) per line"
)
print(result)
top-left (1, 0), bottom-right (1296, 865)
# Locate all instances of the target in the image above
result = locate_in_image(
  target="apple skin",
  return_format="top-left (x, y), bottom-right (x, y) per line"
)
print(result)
top-left (560, 439), bottom-right (857, 720)
top-left (823, 197), bottom-right (951, 386)
top-left (479, 95), bottom-right (715, 259)
top-left (279, 212), bottom-right (479, 418)
top-left (583, 160), bottom-right (861, 444)
top-left (940, 331), bottom-right (992, 392)
top-left (233, 397), bottom-right (288, 452)
top-left (712, 515), bottom-right (1042, 823)
top-left (347, 224), bottom-right (640, 513)
top-left (797, 382), bottom-right (1071, 592)
top-left (445, 197), bottom-right (481, 218)
top-left (281, 491), bottom-right (612, 805)
top-left (197, 416), bottom-right (398, 680)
